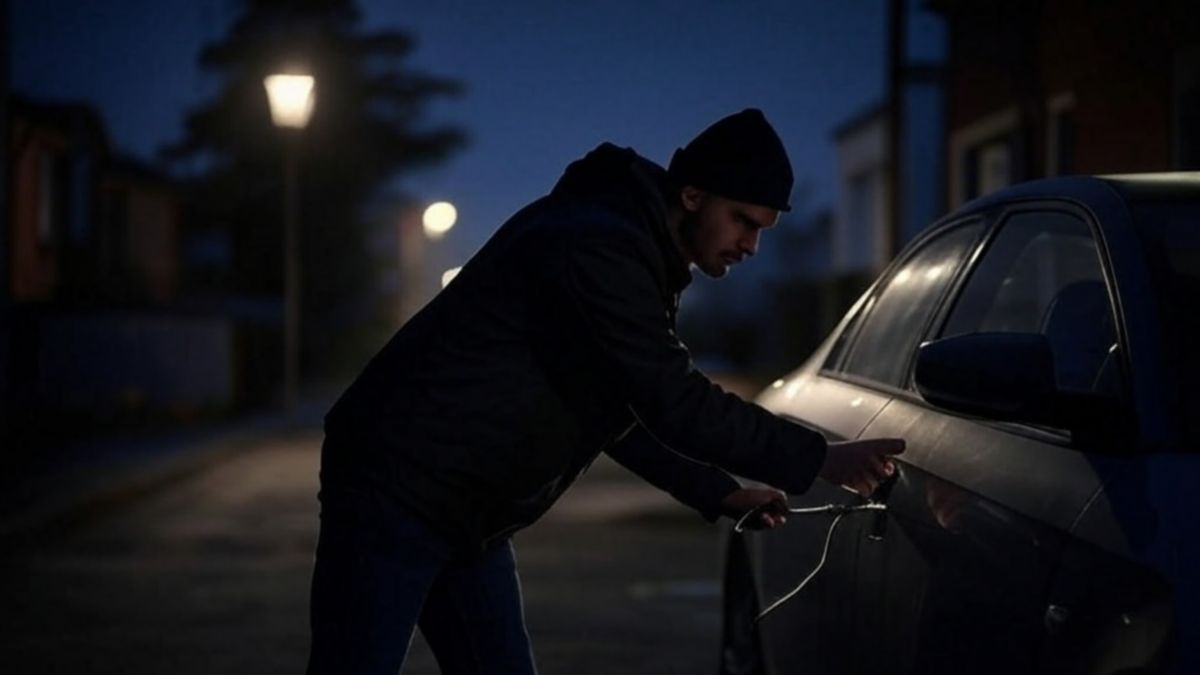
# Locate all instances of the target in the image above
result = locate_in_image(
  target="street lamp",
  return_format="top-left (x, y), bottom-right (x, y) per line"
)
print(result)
top-left (422, 201), bottom-right (457, 239)
top-left (264, 73), bottom-right (315, 417)
top-left (441, 266), bottom-right (462, 289)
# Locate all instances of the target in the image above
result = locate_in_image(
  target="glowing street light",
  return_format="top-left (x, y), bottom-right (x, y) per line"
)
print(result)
top-left (423, 201), bottom-right (457, 239)
top-left (264, 71), bottom-right (315, 418)
top-left (263, 74), bottom-right (316, 128)
top-left (441, 266), bottom-right (463, 288)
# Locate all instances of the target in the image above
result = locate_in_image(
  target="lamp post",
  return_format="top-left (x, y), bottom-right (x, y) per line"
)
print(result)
top-left (263, 73), bottom-right (315, 418)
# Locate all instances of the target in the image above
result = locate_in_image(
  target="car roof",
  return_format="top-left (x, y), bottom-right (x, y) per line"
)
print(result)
top-left (1100, 172), bottom-right (1200, 204)
top-left (955, 172), bottom-right (1200, 218)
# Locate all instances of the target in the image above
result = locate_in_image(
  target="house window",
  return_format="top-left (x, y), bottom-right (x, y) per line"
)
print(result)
top-left (1046, 92), bottom-right (1077, 176)
top-left (950, 107), bottom-right (1021, 207)
top-left (977, 139), bottom-right (1014, 196)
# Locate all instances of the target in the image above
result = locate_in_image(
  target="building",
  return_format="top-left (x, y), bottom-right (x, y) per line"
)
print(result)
top-left (830, 0), bottom-right (948, 276)
top-left (833, 103), bottom-right (891, 274)
top-left (932, 0), bottom-right (1200, 208)
top-left (6, 98), bottom-right (234, 444)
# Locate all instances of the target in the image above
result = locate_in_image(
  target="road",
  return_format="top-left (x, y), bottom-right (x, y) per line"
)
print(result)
top-left (0, 429), bottom-right (731, 674)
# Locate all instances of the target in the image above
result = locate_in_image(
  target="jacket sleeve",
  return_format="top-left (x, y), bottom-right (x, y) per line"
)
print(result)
top-left (557, 227), bottom-right (827, 495)
top-left (605, 424), bottom-right (741, 522)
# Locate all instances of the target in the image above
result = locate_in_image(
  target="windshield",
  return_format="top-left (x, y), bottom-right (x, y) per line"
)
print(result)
top-left (1134, 202), bottom-right (1200, 443)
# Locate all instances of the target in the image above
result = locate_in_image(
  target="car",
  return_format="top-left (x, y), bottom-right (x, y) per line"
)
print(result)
top-left (718, 174), bottom-right (1200, 675)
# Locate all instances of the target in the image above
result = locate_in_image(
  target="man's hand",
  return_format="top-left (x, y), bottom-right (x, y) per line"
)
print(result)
top-left (819, 438), bottom-right (906, 497)
top-left (721, 487), bottom-right (789, 530)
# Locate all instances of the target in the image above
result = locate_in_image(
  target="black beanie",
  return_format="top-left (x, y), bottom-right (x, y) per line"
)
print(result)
top-left (667, 109), bottom-right (794, 212)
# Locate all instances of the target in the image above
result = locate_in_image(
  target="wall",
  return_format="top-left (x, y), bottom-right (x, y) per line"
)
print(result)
top-left (834, 112), bottom-right (888, 274)
top-left (35, 311), bottom-right (234, 417)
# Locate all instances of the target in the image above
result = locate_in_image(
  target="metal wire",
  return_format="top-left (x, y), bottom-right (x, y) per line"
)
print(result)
top-left (733, 502), bottom-right (886, 533)
top-left (732, 502), bottom-right (888, 625)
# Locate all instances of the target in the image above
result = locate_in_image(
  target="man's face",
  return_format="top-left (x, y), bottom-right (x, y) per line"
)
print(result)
top-left (679, 188), bottom-right (780, 278)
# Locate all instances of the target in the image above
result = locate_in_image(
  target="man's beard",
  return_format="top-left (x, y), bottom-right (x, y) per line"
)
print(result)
top-left (678, 210), bottom-right (728, 278)
top-left (678, 209), bottom-right (701, 261)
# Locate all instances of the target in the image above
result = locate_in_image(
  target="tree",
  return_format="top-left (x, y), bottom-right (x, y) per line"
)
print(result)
top-left (164, 0), bottom-right (465, 382)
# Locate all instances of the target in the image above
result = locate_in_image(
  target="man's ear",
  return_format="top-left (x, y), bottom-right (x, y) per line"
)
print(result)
top-left (680, 185), bottom-right (706, 213)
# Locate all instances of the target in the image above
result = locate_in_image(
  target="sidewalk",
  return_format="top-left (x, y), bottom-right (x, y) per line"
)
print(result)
top-left (0, 391), bottom-right (332, 541)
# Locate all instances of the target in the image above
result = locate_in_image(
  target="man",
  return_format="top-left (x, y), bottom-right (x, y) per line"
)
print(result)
top-left (308, 109), bottom-right (903, 674)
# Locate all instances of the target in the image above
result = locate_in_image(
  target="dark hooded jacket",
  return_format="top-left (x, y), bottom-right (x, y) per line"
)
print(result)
top-left (322, 143), bottom-right (827, 552)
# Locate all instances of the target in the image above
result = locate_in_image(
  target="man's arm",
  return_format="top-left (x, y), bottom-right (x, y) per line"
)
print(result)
top-left (556, 228), bottom-right (827, 495)
top-left (607, 424), bottom-right (793, 529)
top-left (604, 423), bottom-right (742, 522)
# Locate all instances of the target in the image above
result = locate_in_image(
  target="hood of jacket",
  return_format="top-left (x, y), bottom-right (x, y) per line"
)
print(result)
top-left (550, 143), bottom-right (692, 294)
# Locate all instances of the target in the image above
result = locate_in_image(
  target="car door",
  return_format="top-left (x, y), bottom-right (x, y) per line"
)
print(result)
top-left (855, 207), bottom-right (1122, 674)
top-left (750, 218), bottom-right (985, 675)
top-left (1035, 197), bottom-right (1194, 675)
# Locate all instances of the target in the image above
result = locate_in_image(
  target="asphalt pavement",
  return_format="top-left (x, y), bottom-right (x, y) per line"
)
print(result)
top-left (0, 415), bottom-right (732, 674)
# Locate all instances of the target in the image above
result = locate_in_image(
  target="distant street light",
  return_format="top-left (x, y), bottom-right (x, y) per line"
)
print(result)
top-left (264, 72), bottom-right (315, 418)
top-left (423, 201), bottom-right (457, 239)
top-left (441, 266), bottom-right (463, 289)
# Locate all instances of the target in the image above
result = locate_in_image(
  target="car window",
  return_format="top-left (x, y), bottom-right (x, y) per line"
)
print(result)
top-left (821, 289), bottom-right (869, 372)
top-left (840, 223), bottom-right (983, 388)
top-left (940, 211), bottom-right (1118, 395)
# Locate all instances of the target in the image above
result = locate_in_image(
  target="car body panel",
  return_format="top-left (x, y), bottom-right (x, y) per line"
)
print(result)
top-left (747, 477), bottom-right (871, 675)
top-left (756, 374), bottom-right (892, 444)
top-left (749, 373), bottom-right (891, 675)
top-left (1046, 451), bottom-right (1200, 674)
top-left (861, 396), bottom-right (1105, 533)
top-left (854, 396), bottom-right (1105, 673)
top-left (851, 459), bottom-right (1069, 673)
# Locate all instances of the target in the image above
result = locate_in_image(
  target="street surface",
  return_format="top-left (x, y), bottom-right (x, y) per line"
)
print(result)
top-left (0, 430), bottom-right (730, 674)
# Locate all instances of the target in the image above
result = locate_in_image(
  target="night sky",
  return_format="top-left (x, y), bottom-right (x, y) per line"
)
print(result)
top-left (11, 0), bottom-right (941, 264)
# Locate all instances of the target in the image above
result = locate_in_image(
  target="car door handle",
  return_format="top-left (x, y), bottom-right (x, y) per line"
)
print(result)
top-left (867, 470), bottom-right (900, 542)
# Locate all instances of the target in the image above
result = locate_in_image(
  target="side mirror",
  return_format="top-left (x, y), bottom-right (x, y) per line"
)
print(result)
top-left (915, 333), bottom-right (1133, 451)
top-left (915, 333), bottom-right (1058, 426)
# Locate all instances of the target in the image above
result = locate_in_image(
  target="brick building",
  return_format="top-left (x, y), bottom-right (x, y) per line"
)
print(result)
top-left (933, 0), bottom-right (1200, 207)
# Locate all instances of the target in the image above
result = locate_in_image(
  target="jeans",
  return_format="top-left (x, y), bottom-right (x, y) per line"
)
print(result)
top-left (306, 484), bottom-right (538, 675)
